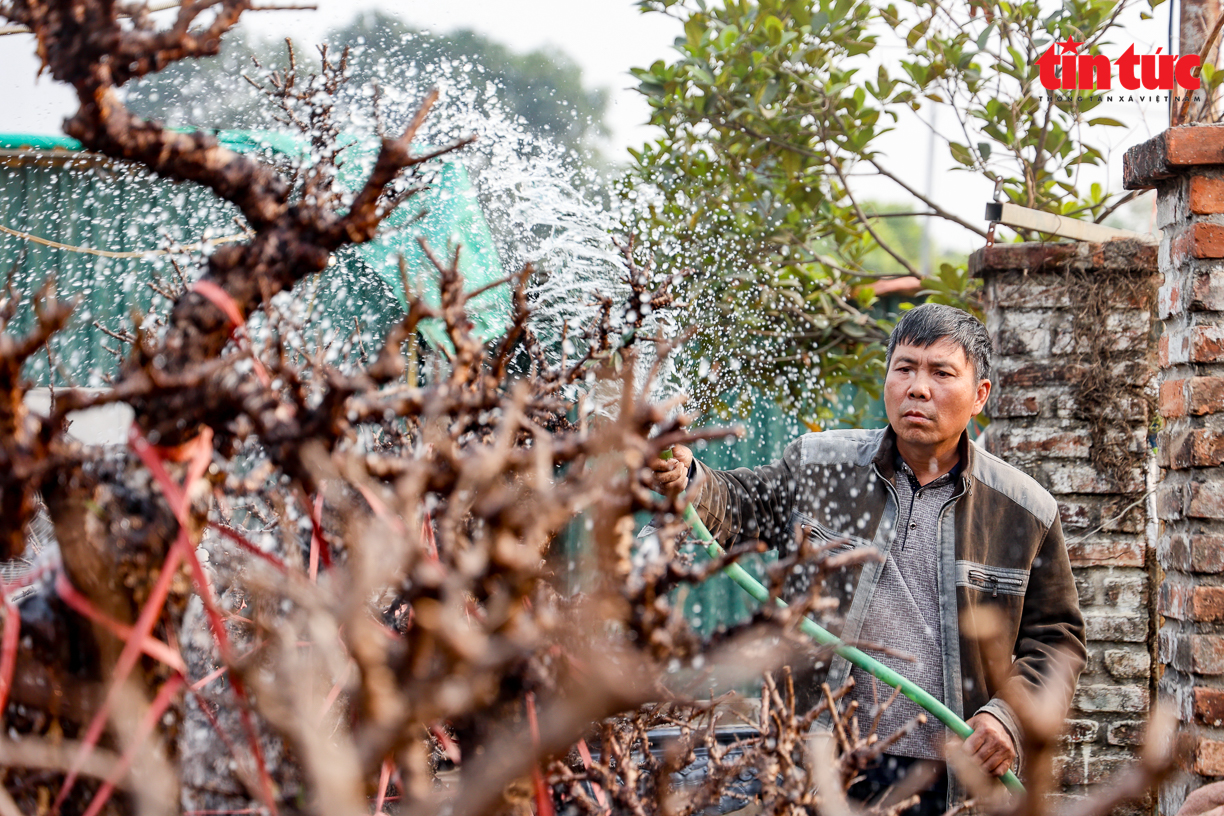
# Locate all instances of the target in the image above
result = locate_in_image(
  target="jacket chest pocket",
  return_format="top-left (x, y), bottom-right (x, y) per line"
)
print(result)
top-left (955, 560), bottom-right (1029, 598)
top-left (791, 512), bottom-right (874, 554)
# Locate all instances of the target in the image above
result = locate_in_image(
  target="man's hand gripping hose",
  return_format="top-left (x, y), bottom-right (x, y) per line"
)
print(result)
top-left (656, 450), bottom-right (1025, 795)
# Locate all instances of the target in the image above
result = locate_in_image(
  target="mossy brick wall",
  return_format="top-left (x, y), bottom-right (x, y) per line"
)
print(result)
top-left (1127, 123), bottom-right (1224, 814)
top-left (970, 240), bottom-right (1160, 807)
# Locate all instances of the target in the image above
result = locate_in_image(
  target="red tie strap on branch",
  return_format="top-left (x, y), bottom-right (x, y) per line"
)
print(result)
top-left (191, 279), bottom-right (272, 388)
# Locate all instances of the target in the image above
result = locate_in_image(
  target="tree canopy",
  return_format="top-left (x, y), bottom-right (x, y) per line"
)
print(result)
top-left (623, 0), bottom-right (1167, 426)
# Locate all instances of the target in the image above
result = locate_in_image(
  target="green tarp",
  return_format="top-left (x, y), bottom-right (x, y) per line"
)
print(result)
top-left (214, 130), bottom-right (509, 344)
top-left (0, 130), bottom-right (506, 383)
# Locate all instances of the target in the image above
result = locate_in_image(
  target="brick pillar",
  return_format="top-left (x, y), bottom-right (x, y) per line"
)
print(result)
top-left (1127, 125), bottom-right (1224, 814)
top-left (969, 240), bottom-right (1159, 806)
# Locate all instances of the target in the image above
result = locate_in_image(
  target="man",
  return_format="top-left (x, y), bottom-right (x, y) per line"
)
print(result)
top-left (650, 304), bottom-right (1085, 812)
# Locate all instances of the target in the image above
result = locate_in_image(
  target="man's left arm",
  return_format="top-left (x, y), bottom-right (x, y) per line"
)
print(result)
top-left (972, 513), bottom-right (1087, 774)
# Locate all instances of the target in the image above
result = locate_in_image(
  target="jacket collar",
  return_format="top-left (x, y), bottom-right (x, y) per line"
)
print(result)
top-left (872, 425), bottom-right (975, 489)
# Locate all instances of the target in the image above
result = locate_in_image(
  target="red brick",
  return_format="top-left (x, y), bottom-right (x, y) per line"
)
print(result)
top-left (1161, 583), bottom-right (1224, 621)
top-left (1045, 461), bottom-right (1144, 494)
top-left (1161, 277), bottom-right (1185, 318)
top-left (1196, 738), bottom-right (1224, 777)
top-left (1190, 429), bottom-right (1224, 466)
top-left (1123, 397), bottom-right (1151, 424)
top-left (1055, 394), bottom-right (1149, 423)
top-left (997, 362), bottom-right (1088, 389)
top-left (1061, 500), bottom-right (1145, 533)
top-left (1098, 240), bottom-right (1158, 275)
top-left (969, 242), bottom-right (1150, 278)
top-left (1172, 226), bottom-right (1197, 266)
top-left (1059, 755), bottom-right (1131, 786)
top-left (1193, 266), bottom-right (1224, 310)
top-left (1062, 719), bottom-right (1100, 744)
top-left (985, 271), bottom-right (1073, 307)
top-left (1073, 684), bottom-right (1150, 712)
top-left (1085, 614), bottom-right (1147, 642)
top-left (1193, 535), bottom-right (1224, 572)
top-left (968, 243), bottom-right (1081, 276)
top-left (1104, 575), bottom-right (1148, 606)
top-left (1161, 582), bottom-right (1189, 618)
top-left (1075, 576), bottom-right (1096, 608)
top-left (1193, 326), bottom-right (1224, 362)
top-left (1160, 533), bottom-right (1188, 570)
top-left (1075, 575), bottom-right (1095, 605)
top-left (997, 327), bottom-right (1049, 356)
top-left (1172, 224), bottom-right (1224, 261)
top-left (1104, 648), bottom-right (1150, 679)
top-left (1067, 538), bottom-right (1144, 568)
top-left (1166, 327), bottom-right (1194, 365)
top-left (1102, 497), bottom-right (1148, 532)
top-left (1168, 634), bottom-right (1224, 674)
top-left (1126, 126), bottom-right (1224, 189)
top-left (1188, 377), bottom-right (1224, 415)
top-left (1125, 130), bottom-right (1173, 189)
top-left (1190, 482), bottom-right (1224, 519)
top-left (1168, 226), bottom-right (1224, 268)
top-left (1167, 127), bottom-right (1224, 165)
top-left (1194, 688), bottom-right (1224, 726)
top-left (1190, 176), bottom-right (1224, 214)
top-left (1053, 318), bottom-right (1151, 355)
top-left (1107, 721), bottom-right (1146, 746)
top-left (990, 394), bottom-right (1041, 418)
top-left (1169, 429), bottom-right (1224, 468)
top-left (992, 429), bottom-right (1088, 458)
top-left (1059, 500), bottom-right (1094, 530)
top-left (1110, 359), bottom-right (1156, 389)
top-left (1162, 378), bottom-right (1188, 418)
top-left (1162, 533), bottom-right (1224, 573)
top-left (1194, 587), bottom-right (1224, 620)
top-left (1156, 484), bottom-right (1185, 521)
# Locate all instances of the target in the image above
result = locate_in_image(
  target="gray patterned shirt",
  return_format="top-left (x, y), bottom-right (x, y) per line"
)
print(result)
top-left (848, 459), bottom-right (960, 760)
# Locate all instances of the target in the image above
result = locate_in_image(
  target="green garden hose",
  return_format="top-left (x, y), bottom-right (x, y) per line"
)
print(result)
top-left (659, 452), bottom-right (1025, 794)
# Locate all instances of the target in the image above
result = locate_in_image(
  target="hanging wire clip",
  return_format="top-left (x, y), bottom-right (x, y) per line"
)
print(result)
top-left (985, 178), bottom-right (1004, 247)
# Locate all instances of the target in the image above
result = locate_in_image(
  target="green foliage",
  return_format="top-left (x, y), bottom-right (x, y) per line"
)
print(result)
top-left (624, 0), bottom-right (1149, 425)
top-left (858, 204), bottom-right (966, 280)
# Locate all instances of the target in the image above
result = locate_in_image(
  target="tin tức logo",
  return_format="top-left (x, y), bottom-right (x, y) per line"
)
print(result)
top-left (1036, 38), bottom-right (1200, 91)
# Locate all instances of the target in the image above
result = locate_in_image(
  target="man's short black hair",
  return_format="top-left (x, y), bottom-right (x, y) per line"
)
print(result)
top-left (885, 303), bottom-right (992, 383)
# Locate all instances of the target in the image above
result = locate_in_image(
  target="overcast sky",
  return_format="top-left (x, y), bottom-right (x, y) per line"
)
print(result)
top-left (0, 0), bottom-right (682, 154)
top-left (0, 1), bottom-right (1179, 251)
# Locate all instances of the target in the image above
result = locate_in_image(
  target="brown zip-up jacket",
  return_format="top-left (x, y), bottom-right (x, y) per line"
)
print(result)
top-left (690, 426), bottom-right (1086, 778)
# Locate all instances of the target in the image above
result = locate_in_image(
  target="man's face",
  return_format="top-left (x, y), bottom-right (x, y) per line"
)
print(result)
top-left (884, 338), bottom-right (991, 456)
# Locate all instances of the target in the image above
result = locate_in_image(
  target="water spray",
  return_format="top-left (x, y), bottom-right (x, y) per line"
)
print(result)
top-left (658, 450), bottom-right (1026, 795)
